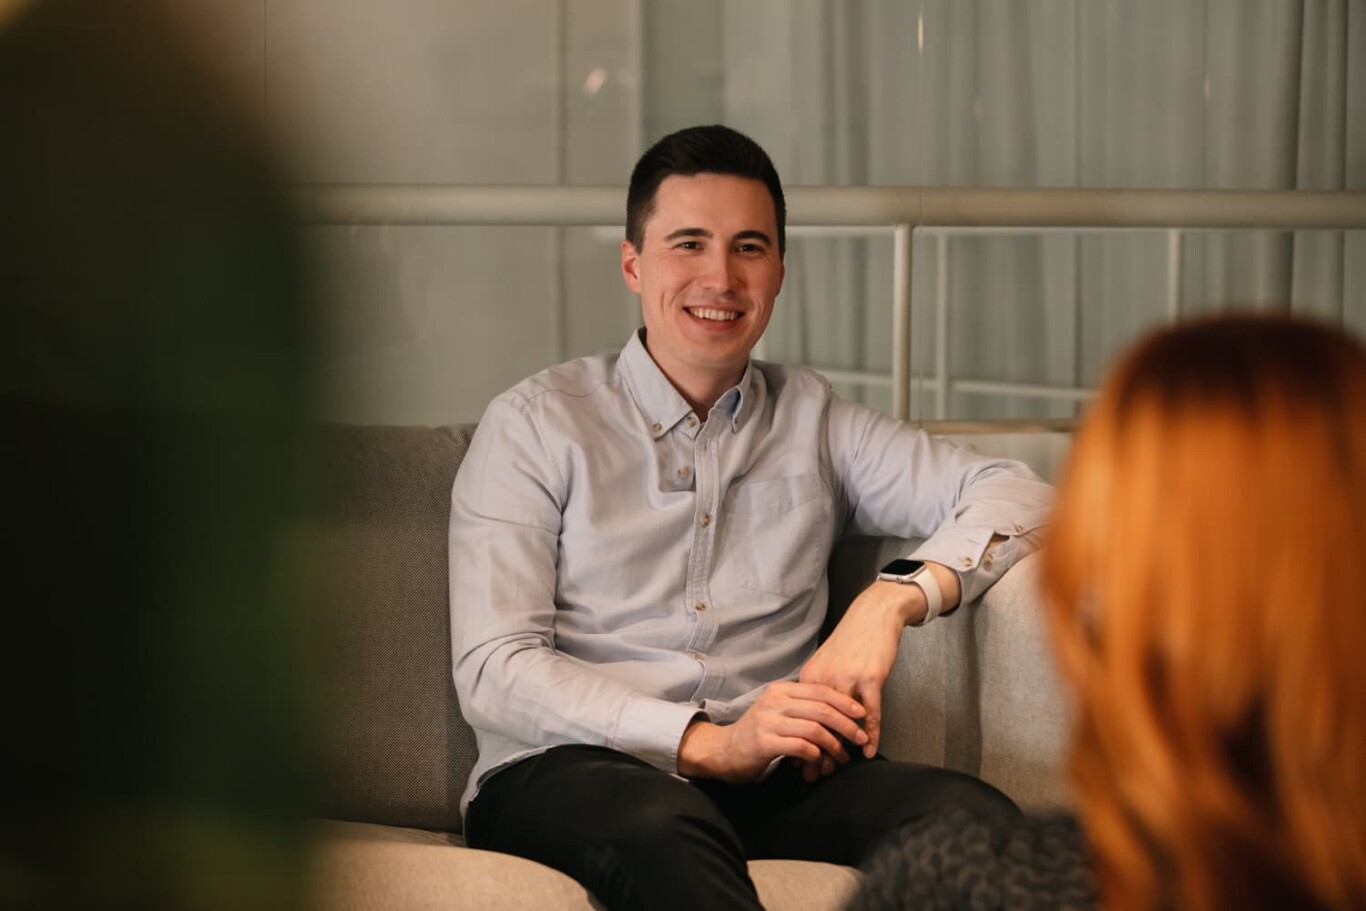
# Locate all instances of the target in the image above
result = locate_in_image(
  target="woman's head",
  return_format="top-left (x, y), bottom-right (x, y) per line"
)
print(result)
top-left (1044, 313), bottom-right (1366, 910)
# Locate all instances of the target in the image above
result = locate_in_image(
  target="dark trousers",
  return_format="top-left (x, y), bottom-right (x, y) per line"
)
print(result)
top-left (464, 745), bottom-right (1019, 911)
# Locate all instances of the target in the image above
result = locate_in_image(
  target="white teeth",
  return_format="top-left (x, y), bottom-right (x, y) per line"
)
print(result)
top-left (689, 308), bottom-right (739, 321)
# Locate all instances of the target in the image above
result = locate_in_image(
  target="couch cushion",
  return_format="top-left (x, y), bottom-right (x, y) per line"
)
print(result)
top-left (307, 821), bottom-right (861, 911)
top-left (307, 424), bottom-right (478, 833)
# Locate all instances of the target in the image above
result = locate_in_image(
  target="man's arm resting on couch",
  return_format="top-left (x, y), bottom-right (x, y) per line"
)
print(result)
top-left (805, 400), bottom-right (1053, 759)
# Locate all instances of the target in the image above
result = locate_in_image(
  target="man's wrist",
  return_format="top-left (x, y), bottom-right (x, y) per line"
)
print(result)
top-left (869, 561), bottom-right (963, 627)
top-left (867, 580), bottom-right (930, 627)
top-left (677, 715), bottom-right (722, 778)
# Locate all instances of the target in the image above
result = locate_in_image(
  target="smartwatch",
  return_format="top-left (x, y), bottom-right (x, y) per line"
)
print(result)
top-left (876, 558), bottom-right (943, 626)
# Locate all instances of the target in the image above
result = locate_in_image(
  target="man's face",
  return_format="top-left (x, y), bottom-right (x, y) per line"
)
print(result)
top-left (621, 173), bottom-right (784, 392)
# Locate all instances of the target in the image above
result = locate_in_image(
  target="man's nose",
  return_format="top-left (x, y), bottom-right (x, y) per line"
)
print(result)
top-left (698, 249), bottom-right (738, 293)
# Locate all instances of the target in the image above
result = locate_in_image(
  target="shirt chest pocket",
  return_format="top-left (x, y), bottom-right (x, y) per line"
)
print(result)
top-left (722, 473), bottom-right (835, 597)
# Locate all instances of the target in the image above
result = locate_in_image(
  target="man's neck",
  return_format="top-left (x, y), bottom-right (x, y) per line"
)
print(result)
top-left (676, 379), bottom-right (734, 422)
top-left (641, 344), bottom-right (743, 420)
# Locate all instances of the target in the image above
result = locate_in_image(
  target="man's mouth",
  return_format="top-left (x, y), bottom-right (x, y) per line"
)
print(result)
top-left (686, 307), bottom-right (740, 322)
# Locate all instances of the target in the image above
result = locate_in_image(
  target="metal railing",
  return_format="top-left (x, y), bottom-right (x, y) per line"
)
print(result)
top-left (298, 184), bottom-right (1366, 428)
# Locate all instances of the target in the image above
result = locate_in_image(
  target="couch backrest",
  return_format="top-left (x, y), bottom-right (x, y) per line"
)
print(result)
top-left (309, 423), bottom-right (1069, 835)
top-left (309, 423), bottom-right (477, 833)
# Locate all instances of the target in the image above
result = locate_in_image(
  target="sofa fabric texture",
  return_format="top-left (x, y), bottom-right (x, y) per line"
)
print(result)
top-left (310, 424), bottom-right (477, 834)
top-left (305, 423), bottom-right (1068, 910)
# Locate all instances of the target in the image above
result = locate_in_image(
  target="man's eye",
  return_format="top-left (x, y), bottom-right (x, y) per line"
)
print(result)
top-left (676, 241), bottom-right (701, 250)
top-left (736, 243), bottom-right (764, 254)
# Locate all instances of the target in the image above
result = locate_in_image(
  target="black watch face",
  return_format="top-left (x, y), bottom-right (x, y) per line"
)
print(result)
top-left (880, 558), bottom-right (924, 576)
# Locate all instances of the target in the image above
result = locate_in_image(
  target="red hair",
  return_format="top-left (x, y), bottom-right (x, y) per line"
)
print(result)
top-left (1043, 314), bottom-right (1366, 910)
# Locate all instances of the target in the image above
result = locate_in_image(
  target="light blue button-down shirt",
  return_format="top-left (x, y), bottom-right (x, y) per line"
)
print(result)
top-left (450, 331), bottom-right (1052, 815)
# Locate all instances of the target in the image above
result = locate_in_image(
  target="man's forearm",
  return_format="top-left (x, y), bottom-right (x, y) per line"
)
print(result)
top-left (454, 637), bottom-right (701, 773)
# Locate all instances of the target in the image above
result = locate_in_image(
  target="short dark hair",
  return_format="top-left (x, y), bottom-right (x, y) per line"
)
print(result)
top-left (625, 124), bottom-right (786, 256)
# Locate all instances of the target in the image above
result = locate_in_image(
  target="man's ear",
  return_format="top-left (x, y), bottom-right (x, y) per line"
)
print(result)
top-left (621, 239), bottom-right (642, 293)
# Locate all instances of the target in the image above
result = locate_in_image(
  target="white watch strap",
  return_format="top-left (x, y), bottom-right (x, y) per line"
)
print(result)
top-left (910, 568), bottom-right (943, 627)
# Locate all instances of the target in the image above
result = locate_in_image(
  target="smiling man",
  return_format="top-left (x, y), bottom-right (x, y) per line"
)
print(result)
top-left (622, 170), bottom-right (782, 416)
top-left (451, 125), bottom-right (1053, 910)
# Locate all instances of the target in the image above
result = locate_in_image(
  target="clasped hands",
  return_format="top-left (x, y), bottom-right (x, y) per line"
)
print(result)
top-left (678, 577), bottom-right (936, 784)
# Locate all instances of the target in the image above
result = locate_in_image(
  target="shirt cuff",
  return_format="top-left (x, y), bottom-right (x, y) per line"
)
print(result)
top-left (910, 519), bottom-right (1045, 606)
top-left (614, 697), bottom-right (709, 775)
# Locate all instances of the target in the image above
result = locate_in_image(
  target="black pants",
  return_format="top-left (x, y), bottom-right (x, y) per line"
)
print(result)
top-left (464, 745), bottom-right (1019, 911)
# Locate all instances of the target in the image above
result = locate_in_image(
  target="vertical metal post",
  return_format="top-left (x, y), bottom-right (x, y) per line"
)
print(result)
top-left (549, 0), bottom-right (569, 364)
top-left (892, 223), bottom-right (914, 421)
top-left (934, 231), bottom-right (949, 419)
top-left (1166, 228), bottom-right (1182, 322)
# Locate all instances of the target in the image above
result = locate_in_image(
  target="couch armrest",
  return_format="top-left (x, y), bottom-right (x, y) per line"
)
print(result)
top-left (971, 551), bottom-right (1072, 810)
top-left (873, 551), bottom-right (1072, 812)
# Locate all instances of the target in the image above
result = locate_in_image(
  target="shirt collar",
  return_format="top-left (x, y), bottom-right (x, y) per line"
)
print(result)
top-left (617, 329), bottom-right (761, 438)
top-left (726, 361), bottom-right (761, 433)
top-left (619, 330), bottom-right (694, 439)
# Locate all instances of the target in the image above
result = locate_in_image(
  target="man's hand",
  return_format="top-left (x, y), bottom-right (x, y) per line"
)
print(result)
top-left (676, 681), bottom-right (868, 783)
top-left (800, 564), bottom-right (961, 759)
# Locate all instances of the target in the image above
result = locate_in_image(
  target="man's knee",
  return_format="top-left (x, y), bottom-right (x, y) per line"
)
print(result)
top-left (923, 767), bottom-right (1020, 819)
top-left (840, 760), bottom-right (1021, 830)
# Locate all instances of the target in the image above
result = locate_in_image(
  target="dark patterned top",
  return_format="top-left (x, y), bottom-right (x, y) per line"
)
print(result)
top-left (848, 808), bottom-right (1099, 911)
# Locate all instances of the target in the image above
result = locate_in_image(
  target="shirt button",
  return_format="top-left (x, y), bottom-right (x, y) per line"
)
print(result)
top-left (694, 602), bottom-right (707, 612)
top-left (984, 554), bottom-right (994, 567)
top-left (700, 513), bottom-right (711, 527)
top-left (651, 422), bottom-right (662, 433)
top-left (1013, 523), bottom-right (1024, 533)
top-left (677, 466), bottom-right (690, 478)
top-left (686, 416), bottom-right (698, 428)
top-left (960, 557), bottom-right (973, 568)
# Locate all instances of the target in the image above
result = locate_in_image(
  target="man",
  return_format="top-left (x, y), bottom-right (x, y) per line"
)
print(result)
top-left (451, 125), bottom-right (1052, 909)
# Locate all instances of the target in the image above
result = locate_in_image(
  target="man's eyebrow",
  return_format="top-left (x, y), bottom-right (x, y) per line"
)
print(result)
top-left (663, 227), bottom-right (712, 242)
top-left (660, 228), bottom-right (774, 246)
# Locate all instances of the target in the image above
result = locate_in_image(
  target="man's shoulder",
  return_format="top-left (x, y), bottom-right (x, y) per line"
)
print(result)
top-left (494, 351), bottom-right (621, 413)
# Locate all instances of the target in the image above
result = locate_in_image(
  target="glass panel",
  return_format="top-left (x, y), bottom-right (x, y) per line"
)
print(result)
top-left (183, 0), bottom-right (1365, 443)
top-left (309, 225), bottom-right (632, 426)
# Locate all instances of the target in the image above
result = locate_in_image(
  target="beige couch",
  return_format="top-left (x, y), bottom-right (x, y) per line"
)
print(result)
top-left (303, 423), bottom-right (1071, 910)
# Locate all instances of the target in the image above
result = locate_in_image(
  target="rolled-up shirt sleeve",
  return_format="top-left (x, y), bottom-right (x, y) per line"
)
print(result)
top-left (450, 395), bottom-right (701, 774)
top-left (828, 397), bottom-right (1053, 605)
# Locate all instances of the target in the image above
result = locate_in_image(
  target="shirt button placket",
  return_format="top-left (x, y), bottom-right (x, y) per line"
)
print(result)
top-left (686, 431), bottom-right (720, 654)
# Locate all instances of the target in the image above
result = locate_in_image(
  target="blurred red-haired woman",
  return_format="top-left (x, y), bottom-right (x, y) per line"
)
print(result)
top-left (1045, 313), bottom-right (1366, 910)
top-left (852, 313), bottom-right (1366, 910)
